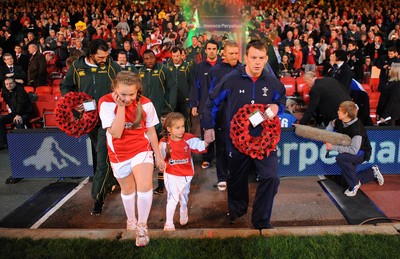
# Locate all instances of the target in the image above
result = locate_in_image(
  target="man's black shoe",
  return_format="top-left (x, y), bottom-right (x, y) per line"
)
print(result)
top-left (0, 144), bottom-right (8, 150)
top-left (227, 213), bottom-right (238, 224)
top-left (5, 177), bottom-right (22, 184)
top-left (91, 200), bottom-right (104, 215)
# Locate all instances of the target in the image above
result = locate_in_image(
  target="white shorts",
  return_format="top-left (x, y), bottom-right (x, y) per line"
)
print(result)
top-left (110, 151), bottom-right (154, 179)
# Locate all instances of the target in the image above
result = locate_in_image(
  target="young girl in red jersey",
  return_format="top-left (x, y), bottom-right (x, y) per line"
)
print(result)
top-left (160, 112), bottom-right (211, 231)
top-left (98, 71), bottom-right (164, 246)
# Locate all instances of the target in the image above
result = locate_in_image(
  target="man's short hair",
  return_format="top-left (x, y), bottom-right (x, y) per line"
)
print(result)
top-left (3, 53), bottom-right (12, 60)
top-left (87, 39), bottom-right (109, 56)
top-left (334, 49), bottom-right (347, 61)
top-left (388, 46), bottom-right (398, 53)
top-left (143, 49), bottom-right (155, 56)
top-left (171, 46), bottom-right (181, 54)
top-left (205, 39), bottom-right (219, 49)
top-left (223, 40), bottom-right (238, 50)
top-left (245, 40), bottom-right (267, 55)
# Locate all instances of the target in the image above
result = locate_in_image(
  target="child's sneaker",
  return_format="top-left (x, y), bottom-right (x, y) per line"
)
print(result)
top-left (344, 181), bottom-right (361, 197)
top-left (180, 208), bottom-right (188, 225)
top-left (372, 165), bottom-right (384, 186)
top-left (217, 181), bottom-right (227, 191)
top-left (127, 219), bottom-right (137, 231)
top-left (163, 223), bottom-right (176, 231)
top-left (201, 162), bottom-right (210, 169)
top-left (136, 223), bottom-right (150, 247)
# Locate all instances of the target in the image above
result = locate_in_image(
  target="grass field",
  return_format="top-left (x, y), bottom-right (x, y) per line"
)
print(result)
top-left (1, 234), bottom-right (399, 259)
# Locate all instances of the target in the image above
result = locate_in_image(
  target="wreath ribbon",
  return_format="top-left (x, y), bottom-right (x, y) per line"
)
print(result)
top-left (230, 103), bottom-right (281, 159)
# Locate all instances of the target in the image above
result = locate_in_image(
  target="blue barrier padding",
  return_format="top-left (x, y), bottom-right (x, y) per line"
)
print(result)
top-left (7, 127), bottom-right (400, 178)
top-left (278, 127), bottom-right (400, 176)
top-left (7, 129), bottom-right (94, 178)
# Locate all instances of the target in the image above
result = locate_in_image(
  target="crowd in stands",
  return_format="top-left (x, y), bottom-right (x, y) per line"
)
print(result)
top-left (1, 0), bottom-right (400, 126)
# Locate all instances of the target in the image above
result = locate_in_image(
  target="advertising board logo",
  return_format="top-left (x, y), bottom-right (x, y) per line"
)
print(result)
top-left (23, 137), bottom-right (81, 172)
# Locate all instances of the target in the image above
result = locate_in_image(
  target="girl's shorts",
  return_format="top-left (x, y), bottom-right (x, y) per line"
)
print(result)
top-left (111, 151), bottom-right (154, 179)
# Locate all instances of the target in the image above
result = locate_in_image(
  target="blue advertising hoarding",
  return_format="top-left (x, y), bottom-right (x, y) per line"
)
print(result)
top-left (278, 127), bottom-right (400, 176)
top-left (8, 129), bottom-right (93, 178)
top-left (6, 127), bottom-right (400, 178)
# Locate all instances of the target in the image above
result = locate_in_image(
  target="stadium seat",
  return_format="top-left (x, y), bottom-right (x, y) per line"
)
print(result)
top-left (35, 86), bottom-right (52, 95)
top-left (52, 78), bottom-right (63, 88)
top-left (369, 92), bottom-right (380, 111)
top-left (280, 76), bottom-right (296, 96)
top-left (302, 84), bottom-right (311, 105)
top-left (296, 77), bottom-right (306, 95)
top-left (53, 86), bottom-right (61, 97)
top-left (24, 86), bottom-right (35, 93)
top-left (30, 100), bottom-right (57, 128)
top-left (370, 78), bottom-right (379, 92)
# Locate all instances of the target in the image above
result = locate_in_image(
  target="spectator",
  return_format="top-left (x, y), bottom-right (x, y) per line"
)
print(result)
top-left (27, 44), bottom-right (47, 87)
top-left (0, 53), bottom-right (26, 84)
top-left (379, 63), bottom-right (400, 125)
top-left (300, 71), bottom-right (351, 126)
top-left (14, 45), bottom-right (29, 74)
top-left (278, 54), bottom-right (294, 78)
top-left (302, 37), bottom-right (320, 72)
top-left (0, 77), bottom-right (33, 151)
top-left (122, 40), bottom-right (141, 65)
top-left (116, 51), bottom-right (137, 73)
top-left (329, 49), bottom-right (354, 94)
top-left (347, 40), bottom-right (364, 83)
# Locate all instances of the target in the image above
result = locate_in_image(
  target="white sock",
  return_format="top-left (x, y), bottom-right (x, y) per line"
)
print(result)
top-left (136, 190), bottom-right (153, 224)
top-left (121, 192), bottom-right (137, 223)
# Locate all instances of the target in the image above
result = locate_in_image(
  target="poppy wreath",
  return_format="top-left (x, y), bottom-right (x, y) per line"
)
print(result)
top-left (55, 92), bottom-right (99, 137)
top-left (230, 103), bottom-right (281, 160)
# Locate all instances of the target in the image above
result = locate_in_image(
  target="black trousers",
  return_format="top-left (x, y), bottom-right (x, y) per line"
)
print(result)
top-left (0, 113), bottom-right (31, 145)
top-left (227, 149), bottom-right (279, 229)
top-left (89, 125), bottom-right (117, 202)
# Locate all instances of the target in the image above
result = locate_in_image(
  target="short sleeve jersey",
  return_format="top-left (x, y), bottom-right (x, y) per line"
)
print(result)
top-left (159, 133), bottom-right (206, 176)
top-left (99, 94), bottom-right (159, 163)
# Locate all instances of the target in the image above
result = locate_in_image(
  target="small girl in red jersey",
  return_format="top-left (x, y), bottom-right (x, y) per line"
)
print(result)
top-left (98, 71), bottom-right (164, 246)
top-left (159, 112), bottom-right (211, 231)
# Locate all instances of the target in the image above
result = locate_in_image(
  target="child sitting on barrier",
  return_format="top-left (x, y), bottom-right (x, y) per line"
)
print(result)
top-left (159, 112), bottom-right (211, 231)
top-left (325, 101), bottom-right (384, 197)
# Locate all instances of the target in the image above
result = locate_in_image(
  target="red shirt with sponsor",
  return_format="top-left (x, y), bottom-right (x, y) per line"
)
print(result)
top-left (99, 94), bottom-right (159, 163)
top-left (159, 133), bottom-right (206, 176)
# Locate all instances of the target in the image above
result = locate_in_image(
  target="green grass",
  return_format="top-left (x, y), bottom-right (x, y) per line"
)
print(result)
top-left (1, 234), bottom-right (400, 259)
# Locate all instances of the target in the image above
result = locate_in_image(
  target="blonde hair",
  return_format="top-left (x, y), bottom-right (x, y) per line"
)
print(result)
top-left (112, 71), bottom-right (143, 129)
top-left (389, 63), bottom-right (400, 82)
top-left (339, 101), bottom-right (358, 119)
top-left (223, 39), bottom-right (238, 49)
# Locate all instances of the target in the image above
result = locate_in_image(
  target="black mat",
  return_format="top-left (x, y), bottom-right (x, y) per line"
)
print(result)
top-left (319, 178), bottom-right (391, 225)
top-left (0, 182), bottom-right (78, 228)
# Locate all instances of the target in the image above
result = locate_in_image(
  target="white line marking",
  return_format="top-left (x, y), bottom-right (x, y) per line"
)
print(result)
top-left (30, 177), bottom-right (89, 229)
top-left (318, 175), bottom-right (326, 180)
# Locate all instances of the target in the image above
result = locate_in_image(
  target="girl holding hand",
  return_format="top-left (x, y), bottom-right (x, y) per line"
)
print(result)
top-left (99, 71), bottom-right (164, 246)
